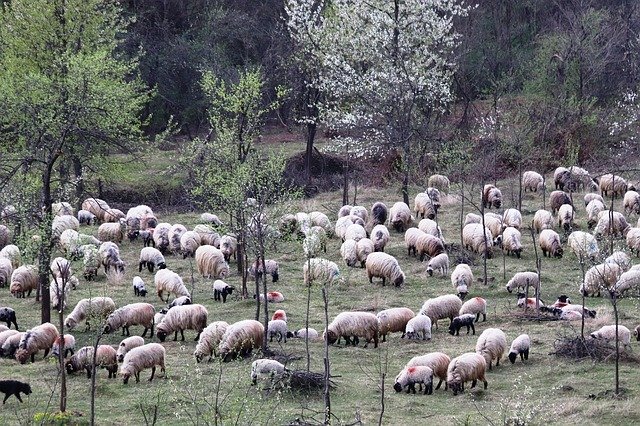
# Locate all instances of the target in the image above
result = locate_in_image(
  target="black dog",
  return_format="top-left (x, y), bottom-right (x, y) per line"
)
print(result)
top-left (0, 380), bottom-right (32, 404)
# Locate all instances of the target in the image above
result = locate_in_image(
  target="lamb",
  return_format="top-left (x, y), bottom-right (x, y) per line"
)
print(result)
top-left (0, 380), bottom-right (32, 404)
top-left (349, 206), bottom-right (369, 223)
top-left (268, 319), bottom-right (288, 342)
top-left (539, 229), bottom-right (563, 258)
top-left (389, 202), bottom-right (414, 232)
top-left (219, 235), bottom-right (237, 262)
top-left (120, 343), bottom-right (166, 384)
top-left (557, 204), bottom-right (574, 232)
top-left (594, 210), bottom-right (631, 238)
top-left (195, 245), bottom-right (229, 279)
top-left (303, 258), bottom-right (341, 286)
top-left (251, 359), bottom-right (288, 385)
top-left (64, 297), bottom-right (116, 331)
top-left (502, 209), bottom-right (522, 230)
top-left (462, 223), bottom-right (493, 258)
top-left (132, 276), bottom-right (147, 297)
top-left (168, 224), bottom-right (188, 254)
top-left (154, 268), bottom-right (190, 302)
top-left (426, 253), bottom-right (449, 276)
top-left (612, 269), bottom-right (640, 297)
top-left (517, 294), bottom-right (545, 309)
top-left (247, 258), bottom-right (279, 283)
top-left (415, 233), bottom-right (445, 261)
top-left (568, 231), bottom-right (599, 261)
top-left (166, 296), bottom-right (192, 311)
top-left (50, 334), bottom-right (77, 357)
top-left (414, 193), bottom-right (436, 219)
top-left (256, 291), bottom-right (285, 303)
top-left (475, 328), bottom-right (507, 370)
top-left (560, 304), bottom-right (597, 319)
top-left (98, 242), bottom-right (125, 274)
top-left (376, 307), bottom-right (415, 342)
top-left (9, 265), bottom-right (38, 298)
top-left (138, 247), bottom-right (166, 273)
top-left (590, 325), bottom-right (631, 348)
top-left (153, 223), bottom-right (171, 253)
top-left (405, 352), bottom-right (451, 391)
top-left (200, 213), bottom-right (223, 226)
top-left (365, 252), bottom-right (405, 287)
top-left (371, 224), bottom-right (390, 252)
top-left (586, 199), bottom-right (605, 229)
top-left (116, 336), bottom-right (144, 362)
top-left (370, 202), bottom-right (389, 226)
top-left (522, 171), bottom-right (544, 192)
top-left (15, 322), bottom-right (58, 364)
top-left (393, 366), bottom-right (434, 395)
top-left (0, 307), bottom-right (18, 329)
top-left (82, 245), bottom-right (100, 281)
top-left (193, 225), bottom-right (220, 247)
top-left (0, 245), bottom-right (20, 269)
top-left (459, 297), bottom-right (487, 322)
top-left (506, 271), bottom-right (540, 296)
top-left (623, 191), bottom-right (640, 215)
top-left (428, 174), bottom-right (450, 194)
top-left (502, 227), bottom-right (523, 258)
top-left (404, 314), bottom-right (432, 340)
top-left (103, 303), bottom-right (155, 337)
top-left (1, 331), bottom-right (24, 358)
top-left (213, 280), bottom-right (235, 303)
top-left (482, 184), bottom-right (502, 209)
top-left (66, 345), bottom-right (118, 378)
top-left (218, 319), bottom-right (264, 362)
top-left (532, 210), bottom-right (553, 234)
top-left (97, 218), bottom-right (126, 244)
top-left (193, 321), bottom-right (229, 362)
top-left (450, 264), bottom-right (473, 299)
top-left (292, 328), bottom-right (320, 340)
top-left (507, 334), bottom-right (531, 364)
top-left (580, 263), bottom-right (623, 297)
top-left (77, 209), bottom-right (97, 226)
top-left (324, 311), bottom-right (379, 348)
top-left (448, 314), bottom-right (476, 336)
top-left (155, 304), bottom-right (208, 342)
top-left (0, 258), bottom-right (13, 288)
top-left (627, 228), bottom-right (640, 256)
top-left (179, 231), bottom-right (201, 258)
top-left (598, 173), bottom-right (628, 198)
top-left (419, 295), bottom-right (463, 329)
top-left (446, 352), bottom-right (488, 396)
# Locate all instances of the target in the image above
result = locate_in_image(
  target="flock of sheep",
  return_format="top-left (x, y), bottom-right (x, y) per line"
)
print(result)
top-left (0, 163), bottom-right (639, 406)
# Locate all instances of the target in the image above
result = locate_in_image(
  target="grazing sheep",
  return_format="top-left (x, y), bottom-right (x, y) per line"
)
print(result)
top-left (568, 231), bottom-right (599, 261)
top-left (354, 238), bottom-right (375, 268)
top-left (154, 268), bottom-right (190, 303)
top-left (49, 277), bottom-right (73, 311)
top-left (156, 304), bottom-right (208, 342)
top-left (447, 352), bottom-right (488, 396)
top-left (334, 216), bottom-right (355, 240)
top-left (522, 171), bottom-right (544, 192)
top-left (590, 325), bottom-right (631, 348)
top-left (248, 258), bottom-right (279, 283)
top-left (425, 187), bottom-right (440, 208)
top-left (0, 329), bottom-right (19, 347)
top-left (377, 307), bottom-right (415, 342)
top-left (195, 245), bottom-right (229, 280)
top-left (532, 209), bottom-right (553, 234)
top-left (475, 328), bottom-right (507, 370)
top-left (120, 343), bottom-right (166, 384)
top-left (605, 251), bottom-right (631, 271)
top-left (426, 253), bottom-right (450, 277)
top-left (506, 271), bottom-right (540, 296)
top-left (324, 311), bottom-right (379, 348)
top-left (81, 198), bottom-right (110, 222)
top-left (193, 321), bottom-right (229, 362)
top-left (116, 336), bottom-right (144, 363)
top-left (594, 210), bottom-right (631, 238)
top-left (549, 191), bottom-right (572, 215)
top-left (448, 314), bottom-right (476, 336)
top-left (586, 199), bottom-right (605, 229)
top-left (103, 303), bottom-right (155, 337)
top-left (309, 211), bottom-right (333, 237)
top-left (133, 276), bottom-right (147, 297)
top-left (405, 352), bottom-right (451, 391)
top-left (624, 191), bottom-right (640, 215)
top-left (418, 218), bottom-right (445, 242)
top-left (303, 226), bottom-right (327, 257)
top-left (82, 245), bottom-right (100, 281)
top-left (9, 265), bottom-right (38, 298)
top-left (557, 204), bottom-right (574, 232)
top-left (292, 328), bottom-right (320, 340)
top-left (194, 225), bottom-right (220, 247)
top-left (218, 319), bottom-right (264, 362)
top-left (428, 174), bottom-right (450, 194)
top-left (272, 309), bottom-right (287, 322)
top-left (213, 280), bottom-right (235, 303)
top-left (483, 213), bottom-right (502, 242)
top-left (580, 263), bottom-right (623, 297)
top-left (165, 296), bottom-right (192, 311)
top-left (200, 213), bottom-right (223, 226)
top-left (393, 366), bottom-right (434, 395)
top-left (268, 319), bottom-right (288, 342)
top-left (0, 245), bottom-right (20, 269)
top-left (179, 231), bottom-right (201, 258)
top-left (66, 345), bottom-right (118, 379)
top-left (419, 295), bottom-right (463, 329)
top-left (464, 213), bottom-right (481, 226)
top-left (539, 229), bottom-right (563, 258)
top-left (340, 240), bottom-right (358, 268)
top-left (502, 209), bottom-right (522, 230)
top-left (502, 227), bottom-right (523, 258)
top-left (0, 380), bottom-right (32, 404)
top-left (153, 223), bottom-right (171, 253)
top-left (251, 359), bottom-right (288, 386)
top-left (370, 202), bottom-right (389, 226)
top-left (612, 269), bottom-right (640, 297)
top-left (1, 332), bottom-right (24, 358)
top-left (64, 297), bottom-right (116, 331)
top-left (462, 224), bottom-right (493, 258)
top-left (0, 307), bottom-right (18, 329)
top-left (97, 218), bottom-right (126, 244)
top-left (138, 247), bottom-right (166, 274)
top-left (459, 297), bottom-right (487, 322)
top-left (77, 209), bottom-right (97, 226)
top-left (303, 258), bottom-right (341, 286)
top-left (219, 235), bottom-right (237, 262)
top-left (404, 314), bottom-right (432, 340)
top-left (599, 173), bottom-right (628, 198)
top-left (414, 193), bottom-right (436, 220)
top-left (98, 242), bottom-right (125, 275)
top-left (450, 264), bottom-right (473, 299)
top-left (256, 291), bottom-right (285, 303)
top-left (482, 184), bottom-right (502, 209)
top-left (51, 334), bottom-right (76, 358)
top-left (52, 215), bottom-right (80, 242)
top-left (168, 224), bottom-right (188, 254)
top-left (415, 233), bottom-right (445, 262)
top-left (0, 258), bottom-right (13, 288)
top-left (103, 208), bottom-right (125, 223)
top-left (405, 228), bottom-right (424, 257)
top-left (344, 223), bottom-right (367, 242)
top-left (365, 252), bottom-right (405, 287)
top-left (349, 206), bottom-right (369, 223)
top-left (15, 322), bottom-right (58, 364)
top-left (508, 334), bottom-right (531, 363)
top-left (389, 202), bottom-right (414, 233)
top-left (584, 192), bottom-right (604, 207)
top-left (371, 224), bottom-right (390, 252)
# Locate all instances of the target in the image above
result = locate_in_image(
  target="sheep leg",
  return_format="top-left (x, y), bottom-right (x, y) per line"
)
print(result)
top-left (194, 331), bottom-right (200, 341)
top-left (43, 348), bottom-right (50, 359)
top-left (435, 379), bottom-right (443, 390)
top-left (470, 323), bottom-right (475, 335)
top-left (180, 329), bottom-right (185, 341)
top-left (15, 392), bottom-right (24, 403)
top-left (142, 327), bottom-right (148, 338)
top-left (138, 262), bottom-right (143, 273)
top-left (173, 331), bottom-right (178, 341)
top-left (523, 349), bottom-right (529, 360)
top-left (471, 379), bottom-right (477, 388)
top-left (408, 383), bottom-right (416, 394)
top-left (149, 366), bottom-right (156, 382)
top-left (85, 367), bottom-right (92, 379)
top-left (3, 393), bottom-right (11, 404)
top-left (425, 381), bottom-right (432, 395)
top-left (135, 372), bottom-right (140, 383)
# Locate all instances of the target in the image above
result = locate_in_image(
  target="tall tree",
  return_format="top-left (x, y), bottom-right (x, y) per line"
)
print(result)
top-left (286, 0), bottom-right (470, 204)
top-left (0, 0), bottom-right (148, 323)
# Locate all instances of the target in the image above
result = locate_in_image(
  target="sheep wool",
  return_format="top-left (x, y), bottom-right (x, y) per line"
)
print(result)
top-left (502, 227), bottom-right (523, 258)
top-left (195, 245), bottom-right (229, 280)
top-left (599, 173), bottom-right (628, 198)
top-left (120, 343), bottom-right (166, 384)
top-left (539, 229), bottom-right (563, 258)
top-left (462, 224), bottom-right (493, 259)
top-left (213, 280), bottom-right (235, 303)
top-left (446, 352), bottom-right (488, 396)
top-left (193, 321), bottom-right (229, 362)
top-left (508, 334), bottom-right (531, 364)
top-left (426, 253), bottom-right (449, 277)
top-left (51, 334), bottom-right (76, 358)
top-left (1, 331), bottom-right (24, 358)
top-left (393, 366), bottom-right (434, 395)
top-left (98, 219), bottom-right (126, 244)
top-left (349, 206), bottom-right (369, 223)
top-left (389, 202), bottom-right (413, 233)
top-left (605, 251), bottom-right (631, 272)
top-left (344, 223), bottom-right (367, 242)
top-left (586, 199), bottom-right (605, 229)
top-left (568, 231), bottom-right (599, 261)
top-left (532, 210), bottom-right (553, 234)
top-left (522, 171), bottom-right (544, 192)
top-left (506, 271), bottom-right (540, 296)
top-left (153, 223), bottom-right (172, 253)
top-left (10, 265), bottom-right (38, 298)
top-left (624, 191), bottom-right (640, 215)
top-left (482, 184), bottom-right (502, 209)
top-left (340, 239), bottom-right (358, 268)
top-left (613, 269), bottom-right (640, 296)
top-left (155, 304), bottom-right (208, 342)
top-left (405, 352), bottom-right (451, 391)
top-left (475, 328), bottom-right (507, 370)
top-left (365, 252), bottom-right (405, 287)
top-left (590, 325), bottom-right (631, 348)
top-left (502, 208), bottom-right (522, 230)
top-left (419, 295), bottom-right (462, 329)
top-left (557, 204), bottom-right (574, 232)
top-left (580, 263), bottom-right (622, 297)
top-left (594, 211), bottom-right (631, 238)
top-left (404, 314), bottom-right (432, 340)
top-left (303, 258), bottom-right (341, 286)
top-left (116, 336), bottom-right (145, 362)
top-left (64, 297), bottom-right (116, 331)
top-left (377, 307), bottom-right (415, 342)
top-left (103, 303), bottom-right (156, 337)
top-left (324, 311), bottom-right (379, 348)
top-left (15, 322), bottom-right (58, 364)
top-left (67, 345), bottom-right (118, 379)
top-left (0, 244), bottom-right (20, 269)
top-left (459, 297), bottom-right (487, 322)
top-left (428, 174), bottom-right (450, 194)
top-left (450, 264), bottom-right (473, 298)
top-left (251, 359), bottom-right (287, 385)
top-left (309, 211), bottom-right (333, 237)
top-left (154, 268), bottom-right (191, 302)
top-left (218, 319), bottom-right (264, 362)
top-left (370, 224), bottom-right (390, 252)
top-left (247, 259), bottom-right (280, 283)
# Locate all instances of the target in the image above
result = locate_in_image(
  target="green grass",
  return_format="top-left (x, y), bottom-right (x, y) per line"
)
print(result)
top-left (2, 175), bottom-right (640, 425)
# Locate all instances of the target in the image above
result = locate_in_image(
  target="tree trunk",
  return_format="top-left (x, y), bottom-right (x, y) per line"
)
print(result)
top-left (72, 156), bottom-right (84, 211)
top-left (322, 286), bottom-right (331, 425)
top-left (39, 159), bottom-right (57, 322)
top-left (305, 257), bottom-right (312, 372)
top-left (90, 334), bottom-right (102, 426)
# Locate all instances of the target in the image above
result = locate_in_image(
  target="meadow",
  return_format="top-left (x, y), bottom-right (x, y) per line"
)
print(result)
top-left (1, 158), bottom-right (640, 426)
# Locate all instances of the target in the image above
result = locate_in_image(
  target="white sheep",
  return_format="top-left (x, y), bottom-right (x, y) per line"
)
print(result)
top-left (99, 242), bottom-right (125, 275)
top-left (580, 263), bottom-right (622, 297)
top-left (419, 294), bottom-right (463, 329)
top-left (257, 291), bottom-right (285, 303)
top-left (116, 336), bottom-right (145, 362)
top-left (557, 204), bottom-right (574, 232)
top-left (292, 328), bottom-right (320, 340)
top-left (15, 322), bottom-right (58, 364)
top-left (194, 224), bottom-right (220, 247)
top-left (168, 224), bottom-right (188, 254)
top-left (132, 276), bottom-right (147, 297)
top-left (404, 352), bottom-right (450, 391)
top-left (324, 311), bottom-right (379, 348)
top-left (612, 269), bottom-right (640, 297)
top-left (66, 345), bottom-right (118, 379)
top-left (343, 223), bottom-right (367, 242)
top-left (195, 245), bottom-right (229, 280)
top-left (532, 209), bottom-right (553, 234)
top-left (539, 229), bottom-right (563, 258)
top-left (334, 216), bottom-right (355, 240)
top-left (393, 366), bottom-right (434, 395)
top-left (9, 265), bottom-right (38, 298)
top-left (340, 240), bottom-right (358, 268)
top-left (82, 245), bottom-right (100, 280)
top-left (77, 209), bottom-right (97, 226)
top-left (426, 253), bottom-right (449, 277)
top-left (428, 174), bottom-right (450, 194)
top-left (404, 227), bottom-right (424, 257)
top-left (213, 280), bottom-right (235, 303)
top-left (459, 297), bottom-right (487, 322)
top-left (194, 321), bottom-right (229, 362)
top-left (51, 334), bottom-right (76, 358)
top-left (624, 191), bottom-right (640, 215)
top-left (153, 223), bottom-right (172, 253)
top-left (506, 271), bottom-right (540, 296)
top-left (103, 303), bottom-right (156, 337)
top-left (97, 218), bottom-right (126, 243)
top-left (154, 268), bottom-right (190, 303)
top-left (462, 223), bottom-right (493, 258)
top-left (49, 277), bottom-right (73, 311)
top-left (0, 258), bottom-right (13, 288)
top-left (138, 247), bottom-right (166, 274)
top-left (65, 297), bottom-right (116, 331)
top-left (120, 343), bottom-right (166, 384)
top-left (155, 304), bottom-right (208, 342)
top-left (0, 244), bottom-right (20, 269)
top-left (1, 331), bottom-right (24, 358)
top-left (404, 314), bottom-right (432, 340)
top-left (446, 352), bottom-right (488, 395)
top-left (414, 193), bottom-right (436, 220)
top-left (502, 209), bottom-right (522, 230)
top-left (52, 215), bottom-right (80, 241)
top-left (590, 325), bottom-right (631, 348)
top-left (219, 235), bottom-right (237, 262)
top-left (568, 231), bottom-right (599, 261)
top-left (605, 251), bottom-right (631, 272)
top-left (349, 206), bottom-right (368, 223)
top-left (309, 211), bottom-right (333, 237)
top-left (389, 202), bottom-right (414, 232)
top-left (508, 334), bottom-right (531, 363)
top-left (584, 192), bottom-right (604, 206)
top-left (248, 258), bottom-right (280, 283)
top-left (594, 210), bottom-right (631, 238)
top-left (218, 319), bottom-right (264, 362)
top-left (585, 199), bottom-right (605, 229)
top-left (598, 173), bottom-right (628, 198)
top-left (180, 231), bottom-right (202, 258)
top-left (482, 184), bottom-right (502, 209)
top-left (365, 252), bottom-right (405, 287)
top-left (450, 264), bottom-right (473, 298)
top-left (377, 307), bottom-right (415, 342)
top-left (415, 233), bottom-right (445, 262)
top-left (251, 359), bottom-right (288, 386)
top-left (522, 171), bottom-right (544, 192)
top-left (303, 258), bottom-right (341, 286)
top-left (464, 213), bottom-right (481, 226)
top-left (475, 328), bottom-right (507, 370)
top-left (502, 227), bottom-right (523, 258)
top-left (268, 319), bottom-right (288, 342)
top-left (370, 224), bottom-right (390, 252)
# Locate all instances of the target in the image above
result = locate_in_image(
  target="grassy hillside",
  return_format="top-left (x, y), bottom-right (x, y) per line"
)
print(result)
top-left (1, 171), bottom-right (640, 425)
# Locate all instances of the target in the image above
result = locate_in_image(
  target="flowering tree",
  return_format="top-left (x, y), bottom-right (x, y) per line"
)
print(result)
top-left (286, 0), bottom-right (470, 204)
